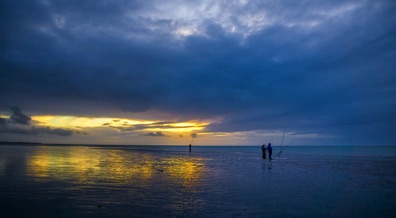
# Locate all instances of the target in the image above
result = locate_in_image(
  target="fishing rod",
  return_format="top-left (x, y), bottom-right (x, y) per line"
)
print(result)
top-left (190, 136), bottom-right (194, 145)
top-left (189, 133), bottom-right (197, 152)
top-left (190, 132), bottom-right (198, 145)
top-left (276, 139), bottom-right (296, 158)
top-left (278, 127), bottom-right (286, 156)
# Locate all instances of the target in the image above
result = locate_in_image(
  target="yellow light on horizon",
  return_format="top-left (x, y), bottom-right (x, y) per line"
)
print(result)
top-left (143, 127), bottom-right (203, 133)
top-left (33, 115), bottom-right (154, 128)
top-left (31, 115), bottom-right (210, 134)
top-left (144, 121), bottom-right (208, 133)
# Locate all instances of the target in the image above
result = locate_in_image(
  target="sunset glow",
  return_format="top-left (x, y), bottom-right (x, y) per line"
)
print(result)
top-left (31, 115), bottom-right (210, 137)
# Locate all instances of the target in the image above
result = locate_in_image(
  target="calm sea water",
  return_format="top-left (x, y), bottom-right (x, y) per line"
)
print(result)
top-left (0, 144), bottom-right (395, 217)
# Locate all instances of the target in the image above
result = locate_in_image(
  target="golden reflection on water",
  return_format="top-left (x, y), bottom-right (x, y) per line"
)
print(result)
top-left (26, 146), bottom-right (206, 188)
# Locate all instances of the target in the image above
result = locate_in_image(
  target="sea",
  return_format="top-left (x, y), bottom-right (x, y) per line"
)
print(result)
top-left (0, 144), bottom-right (395, 217)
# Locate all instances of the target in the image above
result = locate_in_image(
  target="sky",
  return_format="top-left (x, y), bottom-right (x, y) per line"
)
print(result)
top-left (1, 0), bottom-right (396, 146)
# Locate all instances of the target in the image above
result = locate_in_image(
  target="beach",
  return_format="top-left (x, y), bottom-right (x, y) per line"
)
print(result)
top-left (0, 144), bottom-right (395, 217)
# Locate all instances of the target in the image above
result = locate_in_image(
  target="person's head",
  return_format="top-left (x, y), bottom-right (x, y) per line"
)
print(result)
top-left (268, 143), bottom-right (271, 146)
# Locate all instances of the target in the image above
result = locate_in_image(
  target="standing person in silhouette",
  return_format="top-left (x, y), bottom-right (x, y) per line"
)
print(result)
top-left (261, 144), bottom-right (267, 159)
top-left (268, 143), bottom-right (273, 160)
top-left (189, 144), bottom-right (192, 153)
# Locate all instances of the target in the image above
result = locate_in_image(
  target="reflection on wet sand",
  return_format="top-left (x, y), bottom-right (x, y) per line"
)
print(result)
top-left (26, 146), bottom-right (206, 189)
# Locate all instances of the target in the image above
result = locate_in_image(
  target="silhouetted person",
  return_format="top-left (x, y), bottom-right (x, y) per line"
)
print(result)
top-left (268, 143), bottom-right (273, 160)
top-left (261, 144), bottom-right (266, 159)
top-left (189, 144), bottom-right (192, 153)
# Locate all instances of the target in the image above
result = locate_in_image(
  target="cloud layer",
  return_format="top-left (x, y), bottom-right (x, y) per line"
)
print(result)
top-left (1, 0), bottom-right (396, 144)
top-left (0, 106), bottom-right (84, 137)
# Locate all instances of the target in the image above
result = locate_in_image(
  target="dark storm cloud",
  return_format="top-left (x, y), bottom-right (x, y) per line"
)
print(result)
top-left (10, 106), bottom-right (31, 125)
top-left (0, 124), bottom-right (79, 136)
top-left (30, 126), bottom-right (81, 136)
top-left (1, 0), bottom-right (396, 144)
top-left (142, 132), bottom-right (166, 137)
top-left (0, 106), bottom-right (84, 136)
top-left (0, 117), bottom-right (6, 125)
